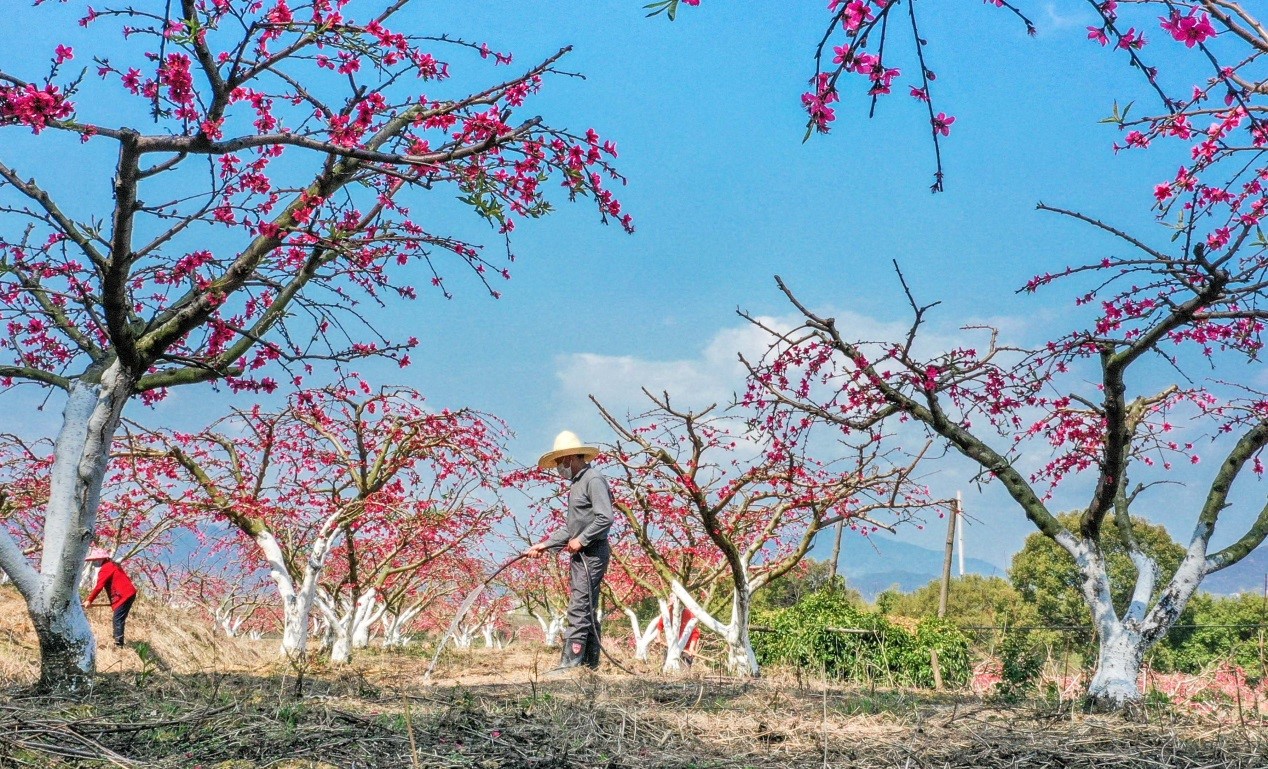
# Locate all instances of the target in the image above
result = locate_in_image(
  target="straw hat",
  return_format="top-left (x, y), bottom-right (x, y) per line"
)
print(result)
top-left (537, 430), bottom-right (600, 469)
top-left (84, 547), bottom-right (111, 562)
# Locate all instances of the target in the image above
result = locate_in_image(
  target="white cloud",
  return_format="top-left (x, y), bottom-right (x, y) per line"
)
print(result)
top-left (546, 304), bottom-right (1103, 558)
top-left (553, 305), bottom-right (1050, 432)
top-left (555, 316), bottom-right (785, 417)
top-left (1040, 2), bottom-right (1092, 33)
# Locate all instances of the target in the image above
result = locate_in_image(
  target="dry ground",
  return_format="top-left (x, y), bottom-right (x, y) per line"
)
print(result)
top-left (0, 591), bottom-right (1264, 768)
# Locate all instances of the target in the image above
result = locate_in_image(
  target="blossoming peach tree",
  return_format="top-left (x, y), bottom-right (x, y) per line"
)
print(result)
top-left (592, 390), bottom-right (930, 676)
top-left (743, 233), bottom-right (1268, 708)
top-left (661, 0), bottom-right (1268, 708)
top-left (152, 382), bottom-right (507, 665)
top-left (0, 0), bottom-right (626, 689)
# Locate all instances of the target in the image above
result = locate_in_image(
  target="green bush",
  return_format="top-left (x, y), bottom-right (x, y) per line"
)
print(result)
top-left (753, 587), bottom-right (970, 688)
top-left (1152, 592), bottom-right (1268, 676)
top-left (991, 627), bottom-right (1046, 702)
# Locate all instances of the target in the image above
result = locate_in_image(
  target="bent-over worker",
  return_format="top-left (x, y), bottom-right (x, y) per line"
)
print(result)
top-left (83, 547), bottom-right (137, 647)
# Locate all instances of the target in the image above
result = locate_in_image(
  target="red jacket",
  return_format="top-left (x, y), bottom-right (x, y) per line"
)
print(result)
top-left (87, 560), bottom-right (136, 610)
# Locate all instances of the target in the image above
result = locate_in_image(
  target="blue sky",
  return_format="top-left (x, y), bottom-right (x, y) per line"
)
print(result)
top-left (7, 1), bottom-right (1263, 571)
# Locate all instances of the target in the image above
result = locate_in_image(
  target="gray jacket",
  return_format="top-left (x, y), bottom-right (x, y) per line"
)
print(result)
top-left (542, 464), bottom-right (613, 551)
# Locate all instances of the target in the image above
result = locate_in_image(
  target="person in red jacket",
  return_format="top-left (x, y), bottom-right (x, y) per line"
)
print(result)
top-left (83, 548), bottom-right (137, 647)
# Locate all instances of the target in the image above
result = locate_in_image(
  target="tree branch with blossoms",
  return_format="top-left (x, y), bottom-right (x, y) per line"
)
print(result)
top-left (0, 0), bottom-right (632, 688)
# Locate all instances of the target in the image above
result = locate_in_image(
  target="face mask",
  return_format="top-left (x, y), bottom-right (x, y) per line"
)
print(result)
top-left (556, 462), bottom-right (575, 481)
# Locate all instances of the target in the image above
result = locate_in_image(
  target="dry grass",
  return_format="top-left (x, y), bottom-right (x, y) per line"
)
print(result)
top-left (0, 595), bottom-right (1265, 767)
top-left (0, 586), bottom-right (274, 684)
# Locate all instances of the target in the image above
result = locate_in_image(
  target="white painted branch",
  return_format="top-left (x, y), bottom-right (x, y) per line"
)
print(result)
top-left (0, 527), bottom-right (39, 600)
top-left (1123, 550), bottom-right (1157, 624)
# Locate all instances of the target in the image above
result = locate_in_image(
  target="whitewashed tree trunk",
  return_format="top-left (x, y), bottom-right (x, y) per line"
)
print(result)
top-left (452, 623), bottom-right (476, 649)
top-left (1060, 529), bottom-right (1208, 709)
top-left (623, 607), bottom-right (661, 661)
top-left (481, 619), bottom-right (503, 649)
top-left (313, 612), bottom-right (333, 653)
top-left (381, 605), bottom-right (422, 648)
top-left (1087, 625), bottom-right (1145, 706)
top-left (667, 619), bottom-right (699, 671)
top-left (316, 591), bottom-right (346, 663)
top-left (723, 591), bottom-right (757, 676)
top-left (258, 530), bottom-right (323, 658)
top-left (330, 622), bottom-right (352, 663)
top-left (215, 604), bottom-right (246, 637)
top-left (351, 591), bottom-right (384, 649)
top-left (0, 365), bottom-right (132, 690)
top-left (671, 579), bottom-right (759, 676)
top-left (655, 598), bottom-right (698, 672)
top-left (533, 609), bottom-right (566, 648)
top-left (661, 594), bottom-right (696, 673)
top-left (255, 512), bottom-right (342, 659)
top-left (319, 587), bottom-right (383, 663)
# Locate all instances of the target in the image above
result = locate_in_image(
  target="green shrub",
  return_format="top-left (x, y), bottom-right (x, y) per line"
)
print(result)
top-left (991, 627), bottom-right (1045, 702)
top-left (753, 587), bottom-right (970, 688)
top-left (1152, 592), bottom-right (1268, 675)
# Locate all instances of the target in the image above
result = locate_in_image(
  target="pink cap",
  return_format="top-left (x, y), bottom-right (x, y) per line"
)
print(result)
top-left (84, 547), bottom-right (111, 562)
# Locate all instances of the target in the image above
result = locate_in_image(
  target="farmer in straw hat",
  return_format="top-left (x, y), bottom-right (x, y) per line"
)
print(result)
top-left (524, 430), bottom-right (613, 672)
top-left (83, 547), bottom-right (137, 647)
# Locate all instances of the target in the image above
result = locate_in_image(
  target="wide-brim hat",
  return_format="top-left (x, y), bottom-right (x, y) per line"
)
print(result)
top-left (84, 547), bottom-right (111, 562)
top-left (537, 430), bottom-right (600, 469)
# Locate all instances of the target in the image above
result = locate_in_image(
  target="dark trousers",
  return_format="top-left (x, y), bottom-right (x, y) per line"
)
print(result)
top-left (112, 596), bottom-right (135, 647)
top-left (563, 540), bottom-right (609, 662)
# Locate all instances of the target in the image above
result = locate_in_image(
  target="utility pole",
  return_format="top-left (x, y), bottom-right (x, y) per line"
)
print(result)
top-left (938, 495), bottom-right (960, 619)
top-left (830, 518), bottom-right (845, 580)
top-left (956, 490), bottom-right (965, 576)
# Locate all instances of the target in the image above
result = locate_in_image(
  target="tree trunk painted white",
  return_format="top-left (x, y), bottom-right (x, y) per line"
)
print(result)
top-left (1087, 623), bottom-right (1145, 708)
top-left (381, 605), bottom-right (422, 648)
top-left (215, 604), bottom-right (246, 637)
top-left (319, 587), bottom-right (383, 664)
top-left (670, 580), bottom-right (759, 676)
top-left (0, 364), bottom-right (132, 689)
top-left (330, 623), bottom-right (352, 663)
top-left (258, 531), bottom-right (316, 658)
top-left (723, 590), bottom-right (757, 676)
top-left (623, 607), bottom-right (661, 661)
top-left (1059, 529), bottom-right (1210, 709)
top-left (254, 513), bottom-right (342, 659)
top-left (351, 591), bottom-right (384, 649)
top-left (316, 590), bottom-right (355, 664)
top-left (654, 598), bottom-right (699, 672)
top-left (481, 619), bottom-right (503, 649)
top-left (533, 609), bottom-right (566, 647)
top-left (312, 612), bottom-right (333, 653)
top-left (452, 623), bottom-right (476, 649)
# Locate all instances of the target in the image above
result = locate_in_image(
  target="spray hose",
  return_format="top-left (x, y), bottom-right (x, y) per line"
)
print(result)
top-left (422, 547), bottom-right (633, 681)
top-left (422, 552), bottom-right (527, 682)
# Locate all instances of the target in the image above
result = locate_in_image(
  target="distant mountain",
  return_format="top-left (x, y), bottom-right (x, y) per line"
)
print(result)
top-left (1202, 544), bottom-right (1268, 596)
top-left (813, 536), bottom-right (1268, 599)
top-left (811, 535), bottom-right (1004, 600)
